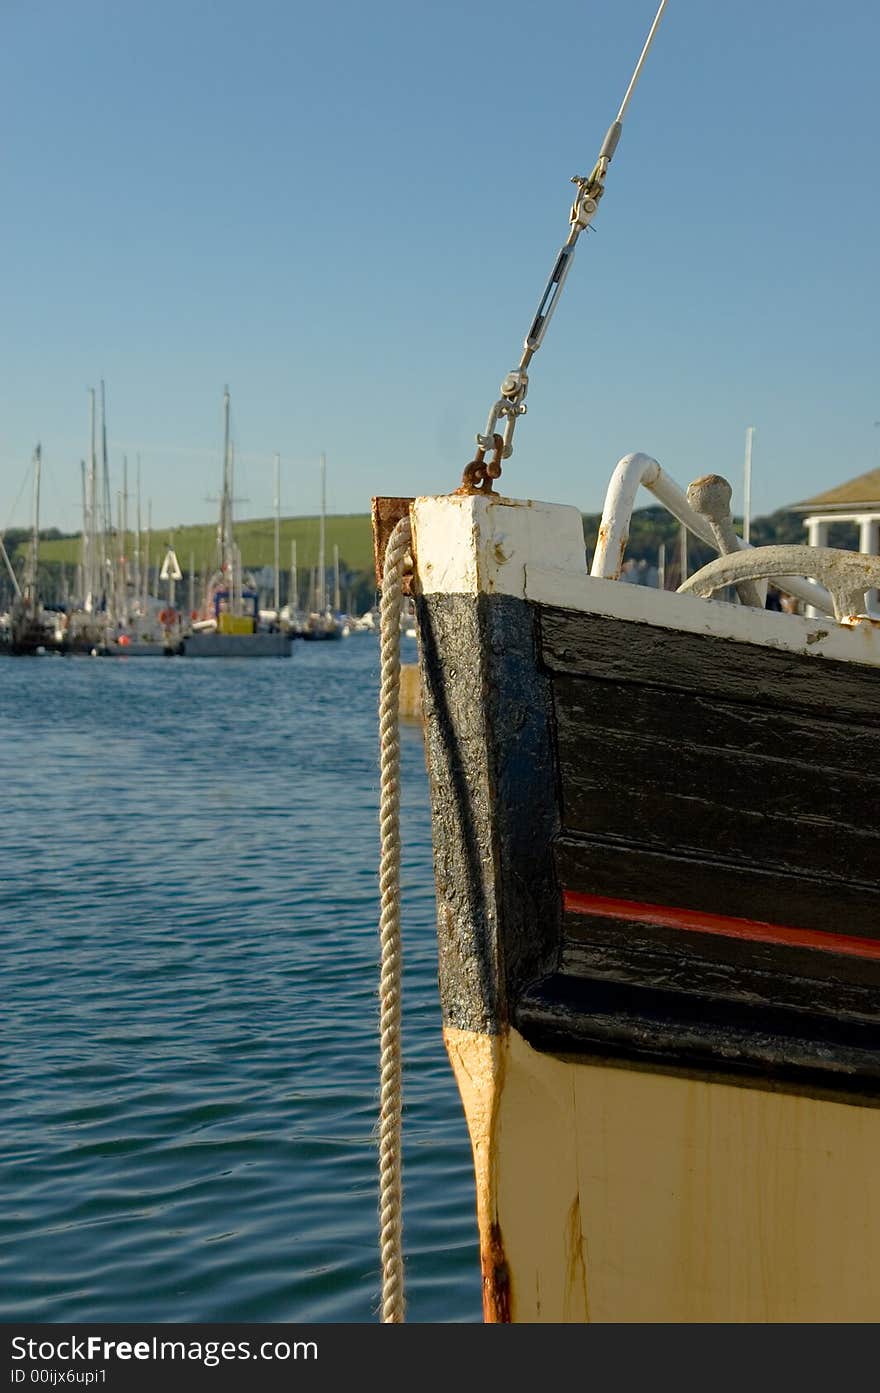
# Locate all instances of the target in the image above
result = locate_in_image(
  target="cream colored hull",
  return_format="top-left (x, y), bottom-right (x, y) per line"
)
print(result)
top-left (447, 1025), bottom-right (880, 1323)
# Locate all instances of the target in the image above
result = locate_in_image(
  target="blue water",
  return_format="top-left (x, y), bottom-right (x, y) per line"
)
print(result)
top-left (0, 639), bottom-right (482, 1322)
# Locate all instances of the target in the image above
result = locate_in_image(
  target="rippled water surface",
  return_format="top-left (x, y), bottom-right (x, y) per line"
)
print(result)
top-left (0, 639), bottom-right (481, 1321)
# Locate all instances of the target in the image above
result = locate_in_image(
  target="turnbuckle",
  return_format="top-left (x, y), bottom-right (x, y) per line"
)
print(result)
top-left (477, 368), bottom-right (529, 455)
top-left (465, 163), bottom-right (608, 490)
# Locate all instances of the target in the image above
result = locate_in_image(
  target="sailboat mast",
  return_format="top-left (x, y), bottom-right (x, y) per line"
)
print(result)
top-left (290, 538), bottom-right (297, 613)
top-left (333, 542), bottom-right (340, 613)
top-left (219, 386), bottom-right (234, 584)
top-left (88, 388), bottom-right (97, 611)
top-left (144, 499), bottom-right (151, 612)
top-left (134, 455), bottom-right (142, 609)
top-left (25, 443), bottom-right (41, 605)
top-left (101, 380), bottom-right (114, 618)
top-left (121, 454), bottom-right (129, 625)
top-left (274, 452), bottom-right (281, 615)
top-left (317, 452), bottom-right (326, 613)
top-left (80, 458), bottom-right (88, 607)
top-left (116, 488), bottom-right (126, 627)
top-left (231, 444), bottom-right (239, 614)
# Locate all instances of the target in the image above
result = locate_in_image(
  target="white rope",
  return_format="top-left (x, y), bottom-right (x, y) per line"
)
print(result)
top-left (377, 515), bottom-right (412, 1323)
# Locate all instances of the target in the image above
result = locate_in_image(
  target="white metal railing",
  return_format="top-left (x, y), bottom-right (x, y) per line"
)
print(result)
top-left (589, 453), bottom-right (836, 617)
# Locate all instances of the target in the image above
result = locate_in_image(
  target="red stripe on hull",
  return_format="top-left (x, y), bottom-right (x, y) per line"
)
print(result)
top-left (563, 890), bottom-right (880, 962)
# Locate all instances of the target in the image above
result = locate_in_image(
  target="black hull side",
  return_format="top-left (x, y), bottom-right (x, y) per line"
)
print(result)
top-left (416, 592), bottom-right (561, 1036)
top-left (418, 592), bottom-right (880, 1101)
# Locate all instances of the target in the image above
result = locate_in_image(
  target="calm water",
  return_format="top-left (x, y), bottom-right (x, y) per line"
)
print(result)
top-left (0, 638), bottom-right (482, 1322)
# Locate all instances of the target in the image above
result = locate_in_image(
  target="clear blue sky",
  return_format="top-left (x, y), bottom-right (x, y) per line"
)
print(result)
top-left (1, 0), bottom-right (877, 535)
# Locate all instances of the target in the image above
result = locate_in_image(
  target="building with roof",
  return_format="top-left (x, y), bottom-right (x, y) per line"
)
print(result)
top-left (792, 466), bottom-right (880, 613)
top-left (792, 466), bottom-right (880, 554)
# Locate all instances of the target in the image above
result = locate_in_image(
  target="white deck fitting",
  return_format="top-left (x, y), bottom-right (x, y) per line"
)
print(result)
top-left (412, 493), bottom-right (586, 599)
top-left (589, 452), bottom-right (831, 614)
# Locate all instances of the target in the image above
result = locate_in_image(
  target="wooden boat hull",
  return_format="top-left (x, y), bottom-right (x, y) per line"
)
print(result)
top-left (404, 491), bottom-right (880, 1322)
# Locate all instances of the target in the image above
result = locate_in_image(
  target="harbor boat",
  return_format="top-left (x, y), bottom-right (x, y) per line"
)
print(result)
top-left (182, 388), bottom-right (289, 658)
top-left (372, 1), bottom-right (880, 1324)
top-left (185, 586), bottom-right (287, 656)
top-left (104, 457), bottom-right (179, 655)
top-left (279, 601), bottom-right (304, 638)
top-left (62, 384), bottom-right (118, 654)
top-left (7, 446), bottom-right (65, 656)
top-left (103, 637), bottom-right (174, 657)
top-left (61, 613), bottom-right (110, 655)
top-left (8, 603), bottom-right (64, 656)
top-left (301, 612), bottom-right (341, 640)
top-left (103, 613), bottom-right (178, 657)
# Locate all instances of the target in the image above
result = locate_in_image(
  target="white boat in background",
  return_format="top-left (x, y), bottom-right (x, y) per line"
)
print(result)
top-left (347, 610), bottom-right (378, 634)
top-left (301, 612), bottom-right (341, 641)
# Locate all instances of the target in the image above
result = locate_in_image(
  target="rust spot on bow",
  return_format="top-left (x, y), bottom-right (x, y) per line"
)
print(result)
top-left (457, 434), bottom-right (504, 496)
top-left (371, 496), bottom-right (415, 593)
top-left (481, 1221), bottom-right (512, 1323)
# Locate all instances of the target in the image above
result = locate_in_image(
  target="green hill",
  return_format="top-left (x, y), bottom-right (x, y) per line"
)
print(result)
top-left (34, 512), bottom-right (376, 576)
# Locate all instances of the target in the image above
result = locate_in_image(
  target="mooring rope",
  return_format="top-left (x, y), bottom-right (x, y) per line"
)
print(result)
top-left (377, 514), bottom-right (412, 1323)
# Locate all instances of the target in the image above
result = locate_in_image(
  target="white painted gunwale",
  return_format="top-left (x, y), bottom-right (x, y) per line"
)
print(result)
top-left (525, 564), bottom-right (880, 671)
top-left (410, 493), bottom-right (880, 671)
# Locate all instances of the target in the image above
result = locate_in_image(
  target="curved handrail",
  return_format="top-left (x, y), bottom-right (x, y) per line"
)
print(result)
top-left (589, 453), bottom-right (835, 616)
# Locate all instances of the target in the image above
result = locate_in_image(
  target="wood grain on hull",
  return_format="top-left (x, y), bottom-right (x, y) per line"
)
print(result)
top-left (531, 602), bottom-right (880, 1096)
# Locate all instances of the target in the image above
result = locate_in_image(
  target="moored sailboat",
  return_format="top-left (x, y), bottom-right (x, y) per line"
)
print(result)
top-left (301, 454), bottom-right (341, 640)
top-left (183, 388), bottom-right (290, 658)
top-left (9, 445), bottom-right (65, 655)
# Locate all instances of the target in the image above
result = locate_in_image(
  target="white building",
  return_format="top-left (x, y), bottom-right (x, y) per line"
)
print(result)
top-left (793, 466), bottom-right (880, 613)
top-left (793, 465), bottom-right (880, 555)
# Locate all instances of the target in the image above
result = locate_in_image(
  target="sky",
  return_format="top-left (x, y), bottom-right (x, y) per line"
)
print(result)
top-left (1, 0), bottom-right (878, 536)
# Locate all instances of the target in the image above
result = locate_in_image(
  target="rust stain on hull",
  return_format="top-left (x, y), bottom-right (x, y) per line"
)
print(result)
top-left (443, 1026), bottom-right (511, 1322)
top-left (482, 1222), bottom-right (512, 1323)
top-left (371, 496), bottom-right (415, 591)
top-left (564, 1193), bottom-right (589, 1321)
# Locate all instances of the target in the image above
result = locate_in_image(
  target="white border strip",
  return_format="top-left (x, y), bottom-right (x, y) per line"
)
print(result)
top-left (525, 564), bottom-right (880, 670)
